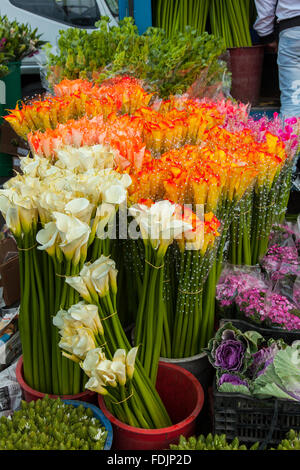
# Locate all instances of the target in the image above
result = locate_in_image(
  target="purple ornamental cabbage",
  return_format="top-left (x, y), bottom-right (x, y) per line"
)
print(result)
top-left (219, 373), bottom-right (248, 387)
top-left (249, 343), bottom-right (280, 378)
top-left (214, 339), bottom-right (245, 371)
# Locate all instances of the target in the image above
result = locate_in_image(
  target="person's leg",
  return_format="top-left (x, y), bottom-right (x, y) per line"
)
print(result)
top-left (277, 26), bottom-right (300, 118)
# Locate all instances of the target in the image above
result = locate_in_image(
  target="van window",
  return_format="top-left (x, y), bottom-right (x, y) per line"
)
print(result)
top-left (9, 0), bottom-right (101, 27)
top-left (105, 0), bottom-right (118, 17)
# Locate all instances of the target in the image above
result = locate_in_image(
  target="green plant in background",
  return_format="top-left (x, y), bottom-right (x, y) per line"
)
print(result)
top-left (154, 0), bottom-right (257, 48)
top-left (45, 16), bottom-right (227, 99)
top-left (155, 0), bottom-right (210, 36)
top-left (0, 397), bottom-right (108, 450)
top-left (169, 434), bottom-right (259, 450)
top-left (0, 15), bottom-right (46, 65)
top-left (210, 0), bottom-right (253, 48)
top-left (273, 430), bottom-right (300, 450)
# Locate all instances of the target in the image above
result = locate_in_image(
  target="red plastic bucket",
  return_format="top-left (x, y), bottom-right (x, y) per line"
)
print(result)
top-left (16, 356), bottom-right (97, 404)
top-left (229, 45), bottom-right (264, 105)
top-left (98, 361), bottom-right (204, 450)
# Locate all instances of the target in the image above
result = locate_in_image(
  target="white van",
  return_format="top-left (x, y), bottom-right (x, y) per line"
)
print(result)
top-left (0, 0), bottom-right (119, 94)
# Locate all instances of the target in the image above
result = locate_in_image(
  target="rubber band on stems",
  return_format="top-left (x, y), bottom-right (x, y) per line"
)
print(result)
top-left (178, 287), bottom-right (203, 295)
top-left (102, 311), bottom-right (117, 321)
top-left (112, 391), bottom-right (134, 405)
top-left (55, 273), bottom-right (79, 278)
top-left (145, 260), bottom-right (164, 269)
top-left (17, 243), bottom-right (37, 251)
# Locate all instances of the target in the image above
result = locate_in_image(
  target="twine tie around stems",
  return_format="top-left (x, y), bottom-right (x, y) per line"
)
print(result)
top-left (145, 260), bottom-right (164, 269)
top-left (17, 243), bottom-right (37, 251)
top-left (178, 287), bottom-right (203, 295)
top-left (112, 391), bottom-right (134, 405)
top-left (102, 311), bottom-right (117, 321)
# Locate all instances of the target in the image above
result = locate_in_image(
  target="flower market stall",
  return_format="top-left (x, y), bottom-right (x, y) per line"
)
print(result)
top-left (0, 16), bottom-right (299, 453)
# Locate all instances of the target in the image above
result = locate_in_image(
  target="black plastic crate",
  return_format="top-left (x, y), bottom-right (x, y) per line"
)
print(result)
top-left (219, 318), bottom-right (300, 344)
top-left (212, 381), bottom-right (300, 448)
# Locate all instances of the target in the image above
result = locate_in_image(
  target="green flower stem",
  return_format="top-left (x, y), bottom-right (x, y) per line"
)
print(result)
top-left (28, 233), bottom-right (41, 391)
top-left (110, 298), bottom-right (172, 427)
top-left (60, 260), bottom-right (72, 395)
top-left (17, 234), bottom-right (33, 388)
top-left (150, 262), bottom-right (164, 384)
top-left (91, 237), bottom-right (100, 262)
top-left (52, 258), bottom-right (62, 394)
top-left (177, 253), bottom-right (195, 358)
top-left (172, 250), bottom-right (192, 357)
top-left (199, 260), bottom-right (216, 350)
top-left (134, 242), bottom-right (150, 347)
top-left (128, 380), bottom-right (151, 429)
top-left (184, 250), bottom-right (203, 357)
top-left (32, 240), bottom-right (51, 392)
top-left (162, 303), bottom-right (172, 358)
top-left (119, 385), bottom-right (139, 427)
top-left (142, 262), bottom-right (159, 376)
top-left (204, 260), bottom-right (217, 346)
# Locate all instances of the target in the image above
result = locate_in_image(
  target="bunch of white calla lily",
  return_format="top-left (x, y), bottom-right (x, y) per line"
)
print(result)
top-left (129, 200), bottom-right (192, 256)
top-left (82, 347), bottom-right (138, 391)
top-left (0, 186), bottom-right (38, 235)
top-left (0, 151), bottom-right (135, 396)
top-left (65, 256), bottom-right (118, 301)
top-left (53, 301), bottom-right (104, 336)
top-left (81, 347), bottom-right (142, 426)
top-left (53, 145), bottom-right (113, 172)
top-left (129, 200), bottom-right (193, 384)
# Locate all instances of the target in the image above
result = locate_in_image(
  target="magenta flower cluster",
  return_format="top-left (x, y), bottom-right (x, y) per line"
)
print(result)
top-left (260, 244), bottom-right (300, 281)
top-left (216, 273), bottom-right (266, 308)
top-left (235, 288), bottom-right (267, 319)
top-left (236, 288), bottom-right (300, 331)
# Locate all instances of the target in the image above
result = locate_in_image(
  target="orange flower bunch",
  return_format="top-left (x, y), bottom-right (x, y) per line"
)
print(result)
top-left (54, 76), bottom-right (154, 115)
top-left (28, 113), bottom-right (150, 171)
top-left (4, 92), bottom-right (117, 139)
top-left (131, 100), bottom-right (224, 156)
top-left (204, 126), bottom-right (287, 187)
top-left (128, 144), bottom-right (258, 213)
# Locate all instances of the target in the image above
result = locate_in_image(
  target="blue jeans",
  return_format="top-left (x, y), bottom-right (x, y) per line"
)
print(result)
top-left (278, 26), bottom-right (300, 118)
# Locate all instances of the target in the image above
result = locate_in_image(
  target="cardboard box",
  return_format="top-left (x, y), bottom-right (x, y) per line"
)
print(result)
top-left (0, 237), bottom-right (20, 307)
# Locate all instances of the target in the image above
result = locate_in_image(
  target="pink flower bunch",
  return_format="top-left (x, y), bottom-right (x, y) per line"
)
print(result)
top-left (235, 287), bottom-right (267, 321)
top-left (236, 288), bottom-right (300, 331)
top-left (216, 273), bottom-right (266, 308)
top-left (260, 244), bottom-right (300, 281)
top-left (263, 293), bottom-right (300, 331)
top-left (223, 111), bottom-right (300, 158)
top-left (269, 223), bottom-right (299, 246)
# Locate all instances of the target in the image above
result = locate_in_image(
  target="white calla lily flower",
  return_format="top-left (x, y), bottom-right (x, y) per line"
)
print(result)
top-left (111, 360), bottom-right (126, 386)
top-left (85, 374), bottom-right (107, 395)
top-left (36, 222), bottom-right (59, 257)
top-left (64, 198), bottom-right (94, 225)
top-left (102, 184), bottom-right (127, 205)
top-left (52, 309), bottom-right (69, 330)
top-left (70, 327), bottom-right (96, 359)
top-left (126, 347), bottom-right (139, 379)
top-left (65, 275), bottom-right (93, 303)
top-left (68, 301), bottom-right (103, 335)
top-left (129, 200), bottom-right (193, 255)
top-left (53, 212), bottom-right (91, 264)
top-left (81, 348), bottom-right (107, 376)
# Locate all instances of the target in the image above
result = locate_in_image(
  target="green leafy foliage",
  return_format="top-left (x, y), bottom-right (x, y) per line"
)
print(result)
top-left (0, 396), bottom-right (108, 450)
top-left (45, 16), bottom-right (227, 98)
top-left (169, 433), bottom-right (259, 450)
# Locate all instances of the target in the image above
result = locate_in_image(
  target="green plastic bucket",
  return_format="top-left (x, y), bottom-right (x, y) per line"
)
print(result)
top-left (0, 61), bottom-right (22, 178)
